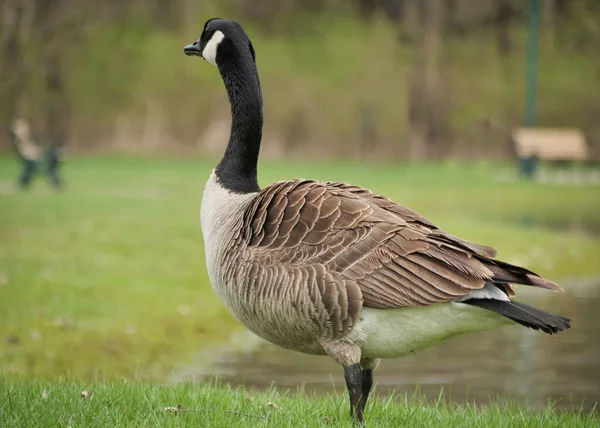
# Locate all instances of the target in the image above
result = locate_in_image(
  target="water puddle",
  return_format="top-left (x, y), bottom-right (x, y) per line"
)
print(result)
top-left (511, 215), bottom-right (600, 237)
top-left (180, 279), bottom-right (600, 411)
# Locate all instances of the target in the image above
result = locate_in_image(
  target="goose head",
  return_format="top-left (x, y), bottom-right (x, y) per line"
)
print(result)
top-left (184, 19), bottom-right (263, 194)
top-left (184, 18), bottom-right (256, 67)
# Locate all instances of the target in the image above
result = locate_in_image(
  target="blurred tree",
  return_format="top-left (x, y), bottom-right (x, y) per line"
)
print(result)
top-left (494, 0), bottom-right (518, 55)
top-left (0, 0), bottom-right (33, 150)
top-left (0, 0), bottom-right (132, 148)
top-left (354, 0), bottom-right (404, 23)
top-left (406, 0), bottom-right (448, 160)
top-left (0, 0), bottom-right (597, 159)
top-left (35, 0), bottom-right (77, 150)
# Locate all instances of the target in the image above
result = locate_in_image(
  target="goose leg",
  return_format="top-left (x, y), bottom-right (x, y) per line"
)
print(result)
top-left (357, 368), bottom-right (373, 417)
top-left (344, 363), bottom-right (364, 423)
top-left (357, 358), bottom-right (379, 419)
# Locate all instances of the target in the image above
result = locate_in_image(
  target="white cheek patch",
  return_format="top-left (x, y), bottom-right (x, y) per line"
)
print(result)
top-left (202, 30), bottom-right (225, 66)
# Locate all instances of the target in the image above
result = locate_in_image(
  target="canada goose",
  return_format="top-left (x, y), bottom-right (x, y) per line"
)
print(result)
top-left (184, 19), bottom-right (571, 423)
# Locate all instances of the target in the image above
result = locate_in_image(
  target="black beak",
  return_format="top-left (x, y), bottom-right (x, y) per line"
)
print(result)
top-left (184, 40), bottom-right (202, 57)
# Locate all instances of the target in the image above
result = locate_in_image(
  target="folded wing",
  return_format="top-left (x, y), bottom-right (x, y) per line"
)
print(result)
top-left (240, 180), bottom-right (561, 310)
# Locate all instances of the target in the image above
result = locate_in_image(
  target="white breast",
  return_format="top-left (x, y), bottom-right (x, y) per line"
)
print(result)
top-left (201, 172), bottom-right (256, 294)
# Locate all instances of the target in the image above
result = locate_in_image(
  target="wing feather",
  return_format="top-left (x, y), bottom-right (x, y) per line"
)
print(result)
top-left (241, 179), bottom-right (561, 314)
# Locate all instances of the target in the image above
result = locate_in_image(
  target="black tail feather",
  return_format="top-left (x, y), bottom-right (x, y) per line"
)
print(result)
top-left (463, 299), bottom-right (571, 335)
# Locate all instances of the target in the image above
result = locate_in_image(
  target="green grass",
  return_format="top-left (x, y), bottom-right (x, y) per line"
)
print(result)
top-left (0, 379), bottom-right (597, 427)
top-left (0, 155), bottom-right (599, 381)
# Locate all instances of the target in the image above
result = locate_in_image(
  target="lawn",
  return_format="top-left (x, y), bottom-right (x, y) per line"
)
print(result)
top-left (0, 155), bottom-right (599, 381)
top-left (0, 379), bottom-right (597, 427)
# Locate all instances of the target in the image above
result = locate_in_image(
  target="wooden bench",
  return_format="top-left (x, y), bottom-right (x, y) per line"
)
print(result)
top-left (10, 118), bottom-right (65, 189)
top-left (512, 127), bottom-right (593, 181)
top-left (10, 118), bottom-right (42, 161)
top-left (513, 128), bottom-right (589, 161)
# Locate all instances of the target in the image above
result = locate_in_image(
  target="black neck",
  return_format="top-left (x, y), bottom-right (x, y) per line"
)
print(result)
top-left (214, 50), bottom-right (263, 194)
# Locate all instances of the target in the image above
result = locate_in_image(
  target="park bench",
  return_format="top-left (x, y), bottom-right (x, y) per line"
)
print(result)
top-left (9, 118), bottom-right (64, 189)
top-left (512, 127), bottom-right (596, 183)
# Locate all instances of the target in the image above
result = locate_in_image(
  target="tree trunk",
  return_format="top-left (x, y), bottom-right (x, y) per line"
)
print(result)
top-left (542, 0), bottom-right (556, 50)
top-left (495, 0), bottom-right (515, 55)
top-left (0, 0), bottom-right (31, 149)
top-left (35, 0), bottom-right (73, 149)
top-left (42, 51), bottom-right (69, 148)
top-left (406, 0), bottom-right (445, 160)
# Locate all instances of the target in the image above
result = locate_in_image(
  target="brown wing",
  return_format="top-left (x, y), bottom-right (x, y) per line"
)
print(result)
top-left (240, 179), bottom-right (561, 310)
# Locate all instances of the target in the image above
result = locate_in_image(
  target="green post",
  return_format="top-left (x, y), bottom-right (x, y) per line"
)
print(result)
top-left (524, 0), bottom-right (540, 127)
top-left (520, 0), bottom-right (541, 179)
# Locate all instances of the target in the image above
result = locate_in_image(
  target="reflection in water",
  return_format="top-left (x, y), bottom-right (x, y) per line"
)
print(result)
top-left (514, 215), bottom-right (600, 237)
top-left (190, 280), bottom-right (600, 411)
